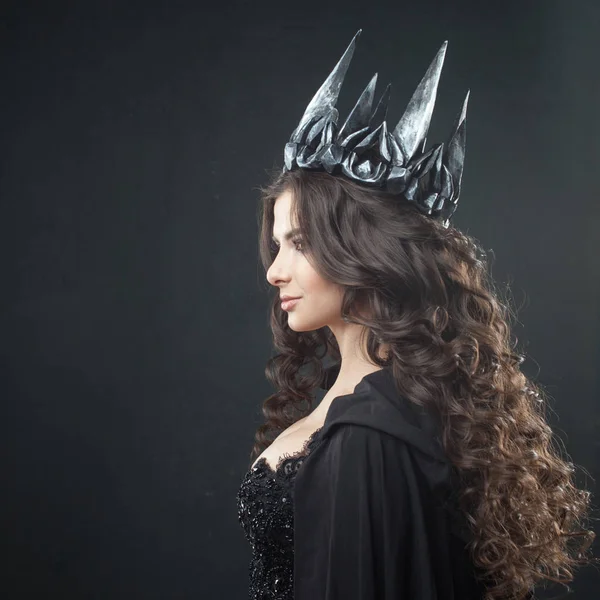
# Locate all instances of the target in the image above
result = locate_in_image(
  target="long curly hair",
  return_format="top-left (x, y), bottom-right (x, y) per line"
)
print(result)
top-left (249, 166), bottom-right (598, 599)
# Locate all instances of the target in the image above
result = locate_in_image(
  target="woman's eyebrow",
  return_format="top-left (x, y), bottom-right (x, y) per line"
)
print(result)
top-left (271, 228), bottom-right (301, 243)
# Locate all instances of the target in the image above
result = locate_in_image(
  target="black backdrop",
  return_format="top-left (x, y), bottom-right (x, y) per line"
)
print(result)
top-left (1, 0), bottom-right (599, 598)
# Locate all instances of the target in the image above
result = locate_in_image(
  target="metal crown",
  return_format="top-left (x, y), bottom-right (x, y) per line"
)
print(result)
top-left (283, 30), bottom-right (469, 228)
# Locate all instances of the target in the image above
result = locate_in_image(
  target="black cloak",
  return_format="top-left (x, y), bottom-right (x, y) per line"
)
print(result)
top-left (292, 364), bottom-right (489, 599)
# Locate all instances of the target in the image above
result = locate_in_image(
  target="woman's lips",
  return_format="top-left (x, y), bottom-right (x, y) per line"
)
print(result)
top-left (281, 298), bottom-right (300, 311)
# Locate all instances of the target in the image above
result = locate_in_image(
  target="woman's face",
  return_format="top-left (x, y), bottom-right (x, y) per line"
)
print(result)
top-left (266, 190), bottom-right (345, 332)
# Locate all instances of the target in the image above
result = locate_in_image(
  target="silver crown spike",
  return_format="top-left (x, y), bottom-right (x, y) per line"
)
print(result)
top-left (392, 41), bottom-right (448, 163)
top-left (338, 72), bottom-right (378, 141)
top-left (369, 83), bottom-right (392, 130)
top-left (291, 29), bottom-right (362, 140)
top-left (444, 90), bottom-right (469, 200)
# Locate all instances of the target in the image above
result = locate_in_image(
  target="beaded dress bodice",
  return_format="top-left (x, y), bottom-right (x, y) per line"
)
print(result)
top-left (236, 427), bottom-right (323, 600)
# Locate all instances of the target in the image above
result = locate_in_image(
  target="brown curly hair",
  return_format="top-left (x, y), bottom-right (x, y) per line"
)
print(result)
top-left (249, 166), bottom-right (599, 599)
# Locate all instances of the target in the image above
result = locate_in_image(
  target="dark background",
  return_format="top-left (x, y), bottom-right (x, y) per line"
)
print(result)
top-left (1, 0), bottom-right (599, 598)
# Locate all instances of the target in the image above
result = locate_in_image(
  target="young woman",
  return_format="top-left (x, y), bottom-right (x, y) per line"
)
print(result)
top-left (236, 31), bottom-right (597, 600)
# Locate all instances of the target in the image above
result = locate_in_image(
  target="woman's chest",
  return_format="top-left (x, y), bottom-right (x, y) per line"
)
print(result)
top-left (251, 421), bottom-right (324, 473)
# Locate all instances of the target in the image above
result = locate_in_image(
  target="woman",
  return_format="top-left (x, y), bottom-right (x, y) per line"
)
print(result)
top-left (236, 30), bottom-right (597, 600)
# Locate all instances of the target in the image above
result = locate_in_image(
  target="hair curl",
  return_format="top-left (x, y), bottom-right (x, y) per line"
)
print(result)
top-left (249, 167), bottom-right (598, 599)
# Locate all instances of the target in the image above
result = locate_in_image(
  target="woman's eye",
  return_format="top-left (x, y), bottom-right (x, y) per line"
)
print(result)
top-left (271, 239), bottom-right (304, 253)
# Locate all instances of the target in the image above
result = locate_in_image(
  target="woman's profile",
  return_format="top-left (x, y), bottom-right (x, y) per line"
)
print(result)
top-left (236, 30), bottom-right (597, 600)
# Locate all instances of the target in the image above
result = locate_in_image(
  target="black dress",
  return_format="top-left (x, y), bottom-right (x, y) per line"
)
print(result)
top-left (237, 365), bottom-right (490, 599)
top-left (237, 427), bottom-right (323, 599)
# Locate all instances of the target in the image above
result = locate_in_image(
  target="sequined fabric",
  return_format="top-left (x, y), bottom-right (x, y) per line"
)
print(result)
top-left (236, 428), bottom-right (323, 600)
